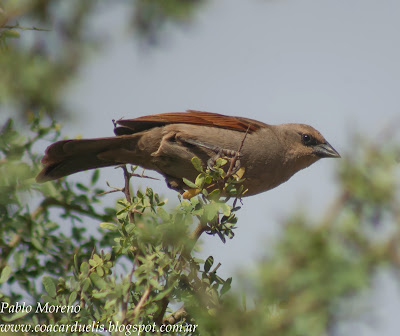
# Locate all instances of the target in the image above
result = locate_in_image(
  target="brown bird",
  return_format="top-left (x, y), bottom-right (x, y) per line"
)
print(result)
top-left (36, 110), bottom-right (340, 196)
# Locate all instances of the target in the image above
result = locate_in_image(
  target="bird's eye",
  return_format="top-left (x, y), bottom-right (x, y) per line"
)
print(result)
top-left (301, 134), bottom-right (314, 146)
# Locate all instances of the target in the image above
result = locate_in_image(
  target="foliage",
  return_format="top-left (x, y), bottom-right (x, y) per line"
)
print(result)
top-left (0, 115), bottom-right (242, 335)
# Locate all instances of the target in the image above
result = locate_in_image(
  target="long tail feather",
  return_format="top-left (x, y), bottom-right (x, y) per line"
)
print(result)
top-left (36, 136), bottom-right (138, 182)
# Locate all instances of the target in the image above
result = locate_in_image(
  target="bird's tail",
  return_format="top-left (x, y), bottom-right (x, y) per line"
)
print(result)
top-left (36, 136), bottom-right (140, 182)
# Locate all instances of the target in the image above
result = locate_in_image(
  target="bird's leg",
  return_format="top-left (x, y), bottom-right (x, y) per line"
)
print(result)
top-left (177, 137), bottom-right (242, 175)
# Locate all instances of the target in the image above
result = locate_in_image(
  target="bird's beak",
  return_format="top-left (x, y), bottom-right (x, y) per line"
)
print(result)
top-left (314, 142), bottom-right (341, 158)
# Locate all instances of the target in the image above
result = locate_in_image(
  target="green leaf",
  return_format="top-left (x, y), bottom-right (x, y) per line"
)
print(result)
top-left (215, 158), bottom-right (227, 167)
top-left (0, 265), bottom-right (12, 284)
top-left (69, 291), bottom-right (78, 305)
top-left (195, 174), bottom-right (205, 187)
top-left (76, 183), bottom-right (89, 192)
top-left (220, 277), bottom-right (232, 295)
top-left (96, 266), bottom-right (105, 277)
top-left (204, 256), bottom-right (214, 273)
top-left (208, 189), bottom-right (221, 201)
top-left (220, 203), bottom-right (231, 217)
top-left (100, 222), bottom-right (118, 231)
top-left (31, 237), bottom-right (43, 250)
top-left (191, 157), bottom-right (203, 172)
top-left (80, 262), bottom-right (90, 274)
top-left (41, 295), bottom-right (59, 306)
top-left (152, 285), bottom-right (175, 302)
top-left (204, 203), bottom-right (220, 222)
top-left (182, 178), bottom-right (197, 189)
top-left (91, 169), bottom-right (100, 185)
top-left (90, 273), bottom-right (107, 290)
top-left (42, 276), bottom-right (57, 297)
top-left (92, 291), bottom-right (108, 299)
top-left (1, 310), bottom-right (29, 322)
top-left (82, 278), bottom-right (90, 292)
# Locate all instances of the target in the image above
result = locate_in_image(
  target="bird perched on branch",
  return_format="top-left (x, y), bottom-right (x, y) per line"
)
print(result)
top-left (36, 110), bottom-right (340, 196)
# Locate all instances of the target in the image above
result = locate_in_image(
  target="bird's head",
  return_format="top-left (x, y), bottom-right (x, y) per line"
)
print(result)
top-left (278, 123), bottom-right (340, 172)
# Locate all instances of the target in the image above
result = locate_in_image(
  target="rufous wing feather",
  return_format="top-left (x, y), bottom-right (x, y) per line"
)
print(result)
top-left (114, 110), bottom-right (268, 135)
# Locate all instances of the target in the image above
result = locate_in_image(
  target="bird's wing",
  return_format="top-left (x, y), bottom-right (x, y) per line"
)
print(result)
top-left (114, 110), bottom-right (268, 135)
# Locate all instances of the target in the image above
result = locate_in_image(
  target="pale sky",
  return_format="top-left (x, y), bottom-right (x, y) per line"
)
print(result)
top-left (58, 0), bottom-right (400, 334)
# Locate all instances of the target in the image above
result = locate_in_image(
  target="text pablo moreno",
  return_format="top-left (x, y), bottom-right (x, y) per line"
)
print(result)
top-left (0, 302), bottom-right (81, 314)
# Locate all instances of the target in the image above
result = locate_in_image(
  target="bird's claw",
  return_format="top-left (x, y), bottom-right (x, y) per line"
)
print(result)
top-left (207, 148), bottom-right (242, 175)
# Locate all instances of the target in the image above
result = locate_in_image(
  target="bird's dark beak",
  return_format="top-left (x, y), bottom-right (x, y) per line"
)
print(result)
top-left (314, 142), bottom-right (341, 158)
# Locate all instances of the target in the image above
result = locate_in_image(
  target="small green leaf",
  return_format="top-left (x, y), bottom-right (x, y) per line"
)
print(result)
top-left (92, 291), bottom-right (108, 299)
top-left (220, 203), bottom-right (231, 216)
top-left (42, 276), bottom-right (57, 297)
top-left (93, 254), bottom-right (102, 263)
top-left (31, 237), bottom-right (43, 250)
top-left (215, 158), bottom-right (227, 167)
top-left (1, 310), bottom-right (29, 322)
top-left (104, 298), bottom-right (117, 310)
top-left (91, 169), bottom-right (100, 185)
top-left (96, 267), bottom-right (105, 277)
top-left (195, 174), bottom-right (205, 187)
top-left (41, 295), bottom-right (59, 306)
top-left (90, 273), bottom-right (107, 290)
top-left (100, 222), bottom-right (118, 231)
top-left (80, 262), bottom-right (90, 274)
top-left (191, 157), bottom-right (203, 172)
top-left (69, 291), bottom-right (78, 305)
top-left (0, 265), bottom-right (12, 284)
top-left (82, 278), bottom-right (90, 292)
top-left (76, 183), bottom-right (89, 192)
top-left (182, 178), bottom-right (198, 189)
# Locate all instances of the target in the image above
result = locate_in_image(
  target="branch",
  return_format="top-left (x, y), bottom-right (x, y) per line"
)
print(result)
top-left (154, 297), bottom-right (170, 326)
top-left (31, 197), bottom-right (108, 221)
top-left (2, 24), bottom-right (50, 32)
top-left (189, 221), bottom-right (208, 242)
top-left (226, 125), bottom-right (250, 178)
top-left (163, 305), bottom-right (188, 325)
top-left (133, 285), bottom-right (152, 317)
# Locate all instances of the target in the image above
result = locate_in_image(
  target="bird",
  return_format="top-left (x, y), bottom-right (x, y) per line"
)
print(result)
top-left (36, 110), bottom-right (340, 196)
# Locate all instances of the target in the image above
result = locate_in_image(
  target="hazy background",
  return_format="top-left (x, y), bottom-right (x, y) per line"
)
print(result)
top-left (44, 0), bottom-right (400, 334)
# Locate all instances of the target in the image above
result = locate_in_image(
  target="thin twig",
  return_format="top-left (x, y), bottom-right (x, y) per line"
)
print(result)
top-left (133, 285), bottom-right (152, 317)
top-left (226, 125), bottom-right (250, 178)
top-left (31, 197), bottom-right (108, 221)
top-left (122, 264), bottom-right (136, 323)
top-left (118, 165), bottom-right (136, 223)
top-left (97, 185), bottom-right (124, 196)
top-left (130, 171), bottom-right (159, 181)
top-left (121, 165), bottom-right (132, 202)
top-left (211, 262), bottom-right (222, 273)
top-left (2, 24), bottom-right (50, 32)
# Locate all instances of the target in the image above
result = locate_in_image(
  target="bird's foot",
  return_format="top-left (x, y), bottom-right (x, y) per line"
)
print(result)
top-left (207, 148), bottom-right (242, 176)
